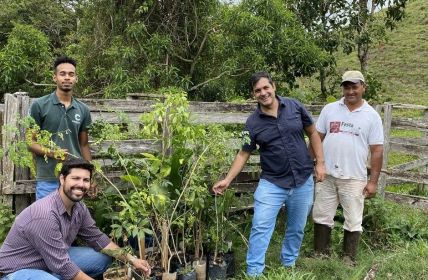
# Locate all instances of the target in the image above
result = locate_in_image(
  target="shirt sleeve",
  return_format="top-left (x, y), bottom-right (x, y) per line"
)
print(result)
top-left (79, 104), bottom-right (92, 133)
top-left (29, 101), bottom-right (42, 126)
top-left (25, 218), bottom-right (81, 280)
top-left (77, 204), bottom-right (111, 251)
top-left (368, 112), bottom-right (384, 145)
top-left (316, 106), bottom-right (328, 134)
top-left (296, 100), bottom-right (314, 127)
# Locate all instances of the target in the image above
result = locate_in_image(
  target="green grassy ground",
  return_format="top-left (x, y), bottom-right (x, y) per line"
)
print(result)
top-left (230, 199), bottom-right (428, 279)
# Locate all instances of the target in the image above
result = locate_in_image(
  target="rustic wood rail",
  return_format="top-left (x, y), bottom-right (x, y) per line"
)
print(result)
top-left (1, 92), bottom-right (427, 213)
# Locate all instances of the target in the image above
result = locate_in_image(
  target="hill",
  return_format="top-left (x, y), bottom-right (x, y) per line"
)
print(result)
top-left (300, 0), bottom-right (428, 105)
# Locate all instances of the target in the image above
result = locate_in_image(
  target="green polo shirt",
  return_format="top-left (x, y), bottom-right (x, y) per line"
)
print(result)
top-left (29, 92), bottom-right (92, 181)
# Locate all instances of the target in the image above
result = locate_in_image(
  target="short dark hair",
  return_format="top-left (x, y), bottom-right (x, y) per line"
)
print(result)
top-left (248, 71), bottom-right (274, 92)
top-left (60, 158), bottom-right (94, 179)
top-left (54, 56), bottom-right (77, 72)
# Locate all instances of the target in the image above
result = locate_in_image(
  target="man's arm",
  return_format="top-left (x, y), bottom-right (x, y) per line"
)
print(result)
top-left (28, 132), bottom-right (68, 159)
top-left (103, 242), bottom-right (151, 277)
top-left (212, 150), bottom-right (251, 195)
top-left (72, 271), bottom-right (93, 280)
top-left (79, 131), bottom-right (92, 161)
top-left (304, 124), bottom-right (326, 182)
top-left (364, 144), bottom-right (384, 198)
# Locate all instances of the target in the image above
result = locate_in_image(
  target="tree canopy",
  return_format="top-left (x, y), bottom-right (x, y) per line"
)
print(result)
top-left (0, 0), bottom-right (409, 101)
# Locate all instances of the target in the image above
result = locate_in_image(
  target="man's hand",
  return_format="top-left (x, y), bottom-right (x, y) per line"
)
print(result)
top-left (49, 148), bottom-right (69, 160)
top-left (363, 181), bottom-right (377, 199)
top-left (212, 178), bottom-right (231, 195)
top-left (131, 258), bottom-right (151, 278)
top-left (315, 162), bottom-right (326, 182)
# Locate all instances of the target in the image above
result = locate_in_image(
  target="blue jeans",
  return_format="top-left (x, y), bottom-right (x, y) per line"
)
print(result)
top-left (2, 247), bottom-right (112, 280)
top-left (246, 176), bottom-right (314, 276)
top-left (36, 181), bottom-right (59, 200)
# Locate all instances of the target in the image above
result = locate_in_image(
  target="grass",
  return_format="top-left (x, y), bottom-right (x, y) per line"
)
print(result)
top-left (336, 0), bottom-right (428, 106)
top-left (230, 199), bottom-right (428, 279)
top-left (392, 109), bottom-right (425, 119)
top-left (387, 151), bottom-right (419, 168)
top-left (390, 128), bottom-right (423, 138)
top-left (297, 0), bottom-right (428, 106)
top-left (386, 183), bottom-right (428, 197)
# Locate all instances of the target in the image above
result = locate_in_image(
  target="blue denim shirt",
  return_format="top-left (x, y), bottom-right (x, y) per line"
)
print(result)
top-left (242, 96), bottom-right (314, 188)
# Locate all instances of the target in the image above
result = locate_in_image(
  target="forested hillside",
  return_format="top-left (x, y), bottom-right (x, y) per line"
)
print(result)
top-left (335, 0), bottom-right (428, 105)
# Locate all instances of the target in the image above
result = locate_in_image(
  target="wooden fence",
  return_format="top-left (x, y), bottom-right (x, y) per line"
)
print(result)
top-left (1, 92), bottom-right (427, 213)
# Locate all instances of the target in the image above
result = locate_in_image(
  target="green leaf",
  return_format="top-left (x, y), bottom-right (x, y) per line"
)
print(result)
top-left (120, 175), bottom-right (142, 186)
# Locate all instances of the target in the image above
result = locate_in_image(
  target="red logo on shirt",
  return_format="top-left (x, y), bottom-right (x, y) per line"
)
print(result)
top-left (330, 121), bottom-right (341, 133)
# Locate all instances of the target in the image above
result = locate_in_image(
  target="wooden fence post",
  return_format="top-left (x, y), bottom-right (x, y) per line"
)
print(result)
top-left (1, 93), bottom-right (19, 209)
top-left (1, 92), bottom-right (32, 213)
top-left (376, 103), bottom-right (392, 198)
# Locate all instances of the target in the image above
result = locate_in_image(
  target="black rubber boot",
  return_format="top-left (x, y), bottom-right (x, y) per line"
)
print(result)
top-left (313, 223), bottom-right (332, 257)
top-left (343, 230), bottom-right (361, 266)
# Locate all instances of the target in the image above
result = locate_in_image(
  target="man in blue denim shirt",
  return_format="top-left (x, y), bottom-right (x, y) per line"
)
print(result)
top-left (213, 71), bottom-right (325, 276)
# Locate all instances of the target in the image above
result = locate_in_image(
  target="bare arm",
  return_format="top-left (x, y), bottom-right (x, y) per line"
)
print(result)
top-left (72, 271), bottom-right (93, 280)
top-left (103, 242), bottom-right (151, 277)
top-left (212, 150), bottom-right (251, 194)
top-left (79, 131), bottom-right (92, 161)
top-left (364, 144), bottom-right (384, 198)
top-left (304, 125), bottom-right (326, 182)
top-left (28, 132), bottom-right (67, 159)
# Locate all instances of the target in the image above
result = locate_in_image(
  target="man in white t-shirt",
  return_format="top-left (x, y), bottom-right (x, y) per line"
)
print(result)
top-left (312, 70), bottom-right (384, 265)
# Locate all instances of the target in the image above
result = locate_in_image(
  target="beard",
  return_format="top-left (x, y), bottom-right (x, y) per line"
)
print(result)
top-left (64, 186), bottom-right (87, 202)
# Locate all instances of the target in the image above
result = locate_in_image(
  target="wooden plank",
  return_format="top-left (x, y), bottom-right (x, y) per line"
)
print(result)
top-left (0, 102), bottom-right (3, 192)
top-left (389, 103), bottom-right (428, 110)
top-left (190, 112), bottom-right (250, 124)
top-left (392, 126), bottom-right (428, 133)
top-left (387, 170), bottom-right (428, 185)
top-left (1, 94), bottom-right (19, 195)
top-left (126, 92), bottom-right (164, 100)
top-left (78, 98), bottom-right (322, 114)
top-left (390, 137), bottom-right (428, 146)
top-left (90, 139), bottom-right (161, 157)
top-left (384, 191), bottom-right (428, 211)
top-left (8, 170), bottom-right (131, 194)
top-left (391, 118), bottom-right (428, 130)
top-left (90, 111), bottom-right (252, 124)
top-left (376, 104), bottom-right (392, 197)
top-left (391, 158), bottom-right (428, 171)
top-left (230, 182), bottom-right (258, 193)
top-left (14, 93), bottom-right (31, 182)
top-left (390, 141), bottom-right (428, 155)
top-left (5, 180), bottom-right (35, 194)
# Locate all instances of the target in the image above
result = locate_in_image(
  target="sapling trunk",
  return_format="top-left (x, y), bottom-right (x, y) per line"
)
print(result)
top-left (161, 219), bottom-right (170, 272)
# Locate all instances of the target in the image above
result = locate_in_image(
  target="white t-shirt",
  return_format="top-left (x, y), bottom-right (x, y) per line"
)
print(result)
top-left (316, 98), bottom-right (384, 180)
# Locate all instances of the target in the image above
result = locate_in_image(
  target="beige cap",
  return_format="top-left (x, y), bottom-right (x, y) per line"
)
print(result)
top-left (341, 70), bottom-right (365, 85)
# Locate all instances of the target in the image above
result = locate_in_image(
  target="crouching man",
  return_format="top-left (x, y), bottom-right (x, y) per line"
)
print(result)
top-left (0, 158), bottom-right (151, 280)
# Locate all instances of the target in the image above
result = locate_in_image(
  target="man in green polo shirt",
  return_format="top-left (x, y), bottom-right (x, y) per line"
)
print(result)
top-left (29, 56), bottom-right (92, 200)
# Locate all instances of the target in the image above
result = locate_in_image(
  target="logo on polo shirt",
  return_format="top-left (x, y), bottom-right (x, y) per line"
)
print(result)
top-left (72, 113), bottom-right (81, 124)
top-left (330, 121), bottom-right (341, 133)
top-left (329, 121), bottom-right (359, 136)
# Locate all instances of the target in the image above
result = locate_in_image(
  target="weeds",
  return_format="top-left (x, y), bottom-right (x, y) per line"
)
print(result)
top-left (0, 203), bottom-right (15, 245)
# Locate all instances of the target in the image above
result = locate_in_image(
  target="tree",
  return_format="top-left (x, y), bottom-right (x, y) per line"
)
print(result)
top-left (286, 0), bottom-right (349, 97)
top-left (192, 0), bottom-right (329, 100)
top-left (0, 0), bottom-right (76, 50)
top-left (0, 23), bottom-right (51, 95)
top-left (343, 0), bottom-right (408, 74)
